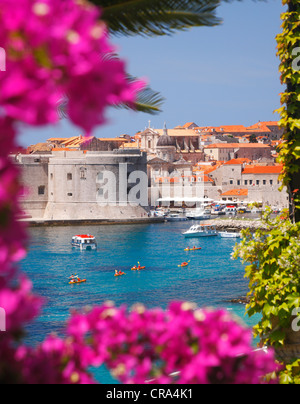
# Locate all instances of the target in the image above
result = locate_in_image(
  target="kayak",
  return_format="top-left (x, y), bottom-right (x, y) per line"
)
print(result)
top-left (69, 279), bottom-right (86, 285)
top-left (184, 247), bottom-right (202, 252)
top-left (131, 266), bottom-right (146, 271)
top-left (179, 262), bottom-right (190, 268)
top-left (115, 272), bottom-right (125, 277)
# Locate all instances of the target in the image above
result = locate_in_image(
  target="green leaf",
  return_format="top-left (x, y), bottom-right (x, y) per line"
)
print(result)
top-left (116, 81), bottom-right (165, 114)
top-left (91, 0), bottom-right (222, 37)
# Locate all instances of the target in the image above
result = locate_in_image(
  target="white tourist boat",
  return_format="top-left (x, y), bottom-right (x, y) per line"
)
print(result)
top-left (186, 209), bottom-right (211, 220)
top-left (183, 224), bottom-right (218, 238)
top-left (71, 234), bottom-right (97, 251)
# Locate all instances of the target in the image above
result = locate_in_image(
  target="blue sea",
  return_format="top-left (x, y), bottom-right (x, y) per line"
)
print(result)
top-left (20, 221), bottom-right (260, 383)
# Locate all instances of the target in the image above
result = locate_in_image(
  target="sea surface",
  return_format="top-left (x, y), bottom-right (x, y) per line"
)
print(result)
top-left (20, 221), bottom-right (260, 383)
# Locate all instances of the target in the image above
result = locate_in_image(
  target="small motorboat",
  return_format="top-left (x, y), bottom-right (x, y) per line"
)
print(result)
top-left (219, 229), bottom-right (241, 238)
top-left (186, 209), bottom-right (211, 220)
top-left (72, 235), bottom-right (97, 251)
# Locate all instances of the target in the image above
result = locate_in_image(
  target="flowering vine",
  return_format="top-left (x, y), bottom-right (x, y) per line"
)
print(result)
top-left (276, 0), bottom-right (300, 221)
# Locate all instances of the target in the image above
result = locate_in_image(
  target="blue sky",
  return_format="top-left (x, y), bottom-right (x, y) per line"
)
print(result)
top-left (19, 0), bottom-right (284, 146)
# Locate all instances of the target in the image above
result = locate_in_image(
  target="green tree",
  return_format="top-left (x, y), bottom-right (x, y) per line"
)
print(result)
top-left (249, 133), bottom-right (258, 143)
top-left (94, 0), bottom-right (221, 37)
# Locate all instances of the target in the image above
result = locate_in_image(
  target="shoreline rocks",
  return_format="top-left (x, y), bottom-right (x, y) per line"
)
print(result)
top-left (205, 218), bottom-right (268, 232)
top-left (226, 296), bottom-right (250, 305)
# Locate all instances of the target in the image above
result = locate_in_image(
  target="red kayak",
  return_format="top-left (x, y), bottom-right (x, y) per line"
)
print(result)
top-left (131, 266), bottom-right (146, 271)
top-left (115, 272), bottom-right (125, 277)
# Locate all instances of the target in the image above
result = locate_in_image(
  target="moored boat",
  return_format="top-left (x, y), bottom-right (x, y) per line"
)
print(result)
top-left (166, 213), bottom-right (188, 222)
top-left (224, 206), bottom-right (237, 216)
top-left (219, 228), bottom-right (241, 238)
top-left (186, 209), bottom-right (211, 220)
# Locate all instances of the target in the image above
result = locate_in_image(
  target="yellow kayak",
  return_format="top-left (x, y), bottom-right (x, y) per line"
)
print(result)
top-left (69, 279), bottom-right (86, 285)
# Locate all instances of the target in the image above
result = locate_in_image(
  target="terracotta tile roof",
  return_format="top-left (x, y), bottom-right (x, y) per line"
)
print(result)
top-left (221, 189), bottom-right (248, 196)
top-left (204, 143), bottom-right (271, 149)
top-left (242, 165), bottom-right (283, 175)
top-left (123, 142), bottom-right (139, 148)
top-left (182, 122), bottom-right (197, 128)
top-left (52, 147), bottom-right (78, 151)
top-left (198, 125), bottom-right (247, 133)
top-left (224, 158), bottom-right (252, 165)
top-left (219, 125), bottom-right (247, 132)
top-left (246, 124), bottom-right (272, 133)
top-left (98, 138), bottom-right (127, 142)
top-left (48, 137), bottom-right (69, 141)
top-left (156, 129), bottom-right (196, 138)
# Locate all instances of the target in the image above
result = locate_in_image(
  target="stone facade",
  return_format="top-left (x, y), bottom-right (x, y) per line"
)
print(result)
top-left (15, 149), bottom-right (149, 221)
top-left (203, 143), bottom-right (273, 162)
top-left (208, 162), bottom-right (289, 208)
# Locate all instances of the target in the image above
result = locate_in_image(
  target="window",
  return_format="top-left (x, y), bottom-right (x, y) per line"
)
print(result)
top-left (237, 180), bottom-right (241, 186)
top-left (80, 167), bottom-right (87, 180)
top-left (230, 180), bottom-right (233, 185)
top-left (256, 180), bottom-right (260, 186)
top-left (270, 180), bottom-right (273, 185)
top-left (67, 173), bottom-right (72, 181)
top-left (263, 180), bottom-right (266, 185)
top-left (244, 180), bottom-right (248, 185)
top-left (38, 186), bottom-right (45, 195)
top-left (67, 193), bottom-right (73, 197)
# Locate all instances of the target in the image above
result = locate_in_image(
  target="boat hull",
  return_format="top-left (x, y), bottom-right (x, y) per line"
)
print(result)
top-left (166, 217), bottom-right (188, 222)
top-left (72, 244), bottom-right (97, 251)
top-left (184, 232), bottom-right (218, 238)
top-left (69, 279), bottom-right (86, 285)
top-left (219, 232), bottom-right (241, 238)
top-left (187, 215), bottom-right (211, 220)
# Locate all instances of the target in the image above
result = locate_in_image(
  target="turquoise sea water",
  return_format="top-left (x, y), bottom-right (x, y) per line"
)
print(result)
top-left (20, 221), bottom-right (259, 383)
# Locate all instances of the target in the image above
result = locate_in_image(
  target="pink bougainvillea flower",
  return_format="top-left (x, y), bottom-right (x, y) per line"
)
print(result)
top-left (0, 0), bottom-right (144, 133)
